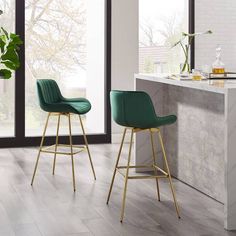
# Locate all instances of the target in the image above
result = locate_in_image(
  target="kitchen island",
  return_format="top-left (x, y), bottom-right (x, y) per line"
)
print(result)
top-left (135, 73), bottom-right (236, 230)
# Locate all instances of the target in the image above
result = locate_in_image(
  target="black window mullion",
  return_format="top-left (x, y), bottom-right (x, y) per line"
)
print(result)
top-left (15, 0), bottom-right (25, 140)
top-left (104, 0), bottom-right (111, 139)
top-left (189, 0), bottom-right (195, 70)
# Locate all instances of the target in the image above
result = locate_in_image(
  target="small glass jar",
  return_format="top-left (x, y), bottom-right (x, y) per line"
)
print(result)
top-left (192, 69), bottom-right (202, 81)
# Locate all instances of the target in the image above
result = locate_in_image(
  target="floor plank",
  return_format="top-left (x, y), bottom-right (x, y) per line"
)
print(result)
top-left (0, 144), bottom-right (233, 235)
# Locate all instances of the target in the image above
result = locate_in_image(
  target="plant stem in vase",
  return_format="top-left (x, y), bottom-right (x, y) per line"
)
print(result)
top-left (173, 30), bottom-right (212, 74)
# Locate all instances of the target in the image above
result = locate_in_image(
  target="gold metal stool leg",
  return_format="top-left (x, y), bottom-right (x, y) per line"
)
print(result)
top-left (52, 114), bottom-right (61, 175)
top-left (106, 128), bottom-right (127, 204)
top-left (68, 113), bottom-right (76, 192)
top-left (150, 129), bottom-right (161, 201)
top-left (79, 115), bottom-right (96, 180)
top-left (120, 129), bottom-right (134, 223)
top-left (31, 113), bottom-right (51, 186)
top-left (158, 131), bottom-right (181, 218)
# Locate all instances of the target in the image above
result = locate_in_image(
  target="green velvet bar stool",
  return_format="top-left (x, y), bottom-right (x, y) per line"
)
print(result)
top-left (106, 90), bottom-right (180, 222)
top-left (31, 79), bottom-right (96, 191)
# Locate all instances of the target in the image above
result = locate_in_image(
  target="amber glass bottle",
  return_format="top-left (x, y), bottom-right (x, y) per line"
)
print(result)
top-left (212, 45), bottom-right (225, 74)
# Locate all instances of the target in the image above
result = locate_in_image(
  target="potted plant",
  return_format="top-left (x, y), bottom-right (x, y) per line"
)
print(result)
top-left (0, 10), bottom-right (23, 79)
top-left (172, 30), bottom-right (212, 74)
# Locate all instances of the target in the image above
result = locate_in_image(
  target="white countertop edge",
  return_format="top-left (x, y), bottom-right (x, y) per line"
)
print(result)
top-left (135, 73), bottom-right (236, 94)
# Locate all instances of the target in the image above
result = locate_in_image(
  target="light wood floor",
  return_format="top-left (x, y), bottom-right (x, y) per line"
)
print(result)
top-left (0, 143), bottom-right (236, 236)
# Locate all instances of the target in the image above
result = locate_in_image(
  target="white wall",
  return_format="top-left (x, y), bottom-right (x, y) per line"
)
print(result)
top-left (87, 0), bottom-right (105, 133)
top-left (111, 0), bottom-right (139, 142)
top-left (195, 0), bottom-right (236, 71)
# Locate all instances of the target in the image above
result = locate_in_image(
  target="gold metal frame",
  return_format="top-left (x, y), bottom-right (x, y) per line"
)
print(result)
top-left (31, 112), bottom-right (96, 191)
top-left (106, 127), bottom-right (180, 222)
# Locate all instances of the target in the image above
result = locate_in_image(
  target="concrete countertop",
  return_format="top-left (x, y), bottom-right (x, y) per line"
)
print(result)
top-left (135, 73), bottom-right (236, 94)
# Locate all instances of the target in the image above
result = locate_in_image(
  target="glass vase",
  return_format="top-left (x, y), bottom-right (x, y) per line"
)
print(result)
top-left (180, 62), bottom-right (190, 74)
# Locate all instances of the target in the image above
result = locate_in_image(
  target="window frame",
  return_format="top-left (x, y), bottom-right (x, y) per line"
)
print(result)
top-left (0, 0), bottom-right (111, 147)
top-left (138, 0), bottom-right (195, 73)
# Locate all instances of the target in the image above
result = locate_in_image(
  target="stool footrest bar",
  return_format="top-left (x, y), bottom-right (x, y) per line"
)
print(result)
top-left (128, 175), bottom-right (168, 179)
top-left (40, 144), bottom-right (86, 155)
top-left (116, 166), bottom-right (169, 179)
top-left (116, 165), bottom-right (168, 177)
top-left (117, 165), bottom-right (153, 169)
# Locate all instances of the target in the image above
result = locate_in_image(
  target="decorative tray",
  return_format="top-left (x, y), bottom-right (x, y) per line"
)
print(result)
top-left (208, 72), bottom-right (236, 80)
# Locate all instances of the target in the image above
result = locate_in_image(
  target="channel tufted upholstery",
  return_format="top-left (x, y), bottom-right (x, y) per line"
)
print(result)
top-left (31, 79), bottom-right (96, 192)
top-left (37, 79), bottom-right (91, 114)
top-left (107, 90), bottom-right (180, 222)
top-left (110, 90), bottom-right (176, 129)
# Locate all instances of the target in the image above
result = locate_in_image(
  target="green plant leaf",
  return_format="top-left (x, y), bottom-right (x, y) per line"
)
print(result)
top-left (181, 30), bottom-right (213, 37)
top-left (0, 28), bottom-right (22, 79)
top-left (0, 34), bottom-right (6, 44)
top-left (171, 36), bottom-right (186, 48)
top-left (1, 47), bottom-right (20, 69)
top-left (0, 37), bottom-right (5, 53)
top-left (10, 33), bottom-right (23, 46)
top-left (171, 39), bottom-right (181, 48)
top-left (2, 60), bottom-right (19, 70)
top-left (7, 41), bottom-right (21, 52)
top-left (1, 27), bottom-right (9, 40)
top-left (1, 46), bottom-right (19, 63)
top-left (0, 69), bottom-right (12, 79)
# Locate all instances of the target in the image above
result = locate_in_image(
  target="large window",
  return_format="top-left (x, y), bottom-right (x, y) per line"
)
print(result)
top-left (139, 0), bottom-right (189, 73)
top-left (0, 0), bottom-right (15, 137)
top-left (0, 0), bottom-right (111, 147)
top-left (25, 0), bottom-right (105, 136)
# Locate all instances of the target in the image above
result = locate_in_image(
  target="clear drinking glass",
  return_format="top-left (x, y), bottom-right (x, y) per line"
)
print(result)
top-left (192, 69), bottom-right (202, 81)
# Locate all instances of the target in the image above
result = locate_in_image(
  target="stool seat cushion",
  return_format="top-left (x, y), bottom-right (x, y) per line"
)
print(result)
top-left (37, 79), bottom-right (91, 114)
top-left (60, 100), bottom-right (91, 114)
top-left (110, 90), bottom-right (177, 129)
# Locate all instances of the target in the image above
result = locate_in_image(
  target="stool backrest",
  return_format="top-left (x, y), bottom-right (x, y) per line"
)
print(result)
top-left (110, 90), bottom-right (157, 128)
top-left (37, 79), bottom-right (63, 110)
